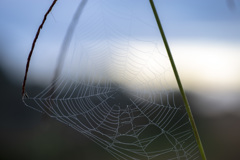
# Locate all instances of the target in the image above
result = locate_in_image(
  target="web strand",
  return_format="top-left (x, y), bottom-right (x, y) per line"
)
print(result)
top-left (22, 0), bottom-right (202, 159)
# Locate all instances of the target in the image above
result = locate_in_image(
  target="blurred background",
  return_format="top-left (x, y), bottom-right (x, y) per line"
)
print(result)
top-left (0, 0), bottom-right (240, 159)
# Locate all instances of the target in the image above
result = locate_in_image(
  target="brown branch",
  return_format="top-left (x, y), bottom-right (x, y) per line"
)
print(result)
top-left (22, 0), bottom-right (58, 98)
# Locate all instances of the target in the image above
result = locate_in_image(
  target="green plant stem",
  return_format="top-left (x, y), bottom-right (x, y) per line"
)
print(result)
top-left (149, 0), bottom-right (207, 160)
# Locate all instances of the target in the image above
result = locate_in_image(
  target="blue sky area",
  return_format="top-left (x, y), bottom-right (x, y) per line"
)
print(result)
top-left (0, 0), bottom-right (240, 114)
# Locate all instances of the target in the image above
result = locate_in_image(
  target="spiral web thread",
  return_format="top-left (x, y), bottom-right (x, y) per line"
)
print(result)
top-left (23, 0), bottom-right (201, 159)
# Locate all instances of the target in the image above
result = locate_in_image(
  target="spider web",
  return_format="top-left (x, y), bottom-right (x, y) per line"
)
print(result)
top-left (23, 0), bottom-right (201, 159)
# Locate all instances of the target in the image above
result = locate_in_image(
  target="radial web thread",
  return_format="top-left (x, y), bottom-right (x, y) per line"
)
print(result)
top-left (23, 0), bottom-right (201, 159)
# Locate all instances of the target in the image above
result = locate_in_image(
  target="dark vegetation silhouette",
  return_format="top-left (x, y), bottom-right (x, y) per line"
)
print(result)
top-left (1, 0), bottom-right (239, 160)
top-left (0, 66), bottom-right (240, 159)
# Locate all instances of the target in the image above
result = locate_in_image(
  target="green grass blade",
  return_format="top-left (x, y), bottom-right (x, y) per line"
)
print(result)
top-left (149, 0), bottom-right (207, 159)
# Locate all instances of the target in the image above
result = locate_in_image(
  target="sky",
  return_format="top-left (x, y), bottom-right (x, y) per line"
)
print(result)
top-left (0, 0), bottom-right (240, 113)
